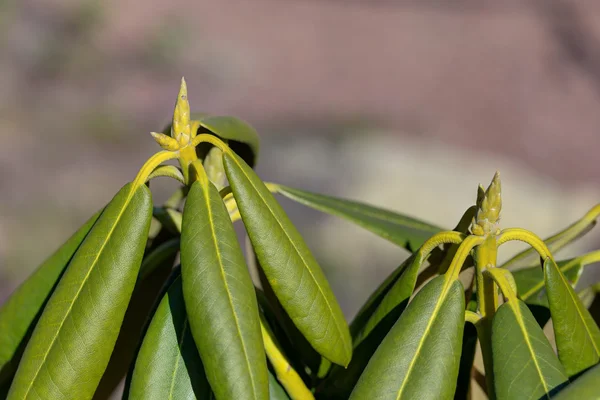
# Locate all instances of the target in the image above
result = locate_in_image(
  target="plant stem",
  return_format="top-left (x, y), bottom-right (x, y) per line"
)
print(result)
top-left (473, 234), bottom-right (498, 400)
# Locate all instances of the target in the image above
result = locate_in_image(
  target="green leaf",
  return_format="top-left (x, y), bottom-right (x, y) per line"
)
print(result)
top-left (128, 275), bottom-right (211, 399)
top-left (349, 276), bottom-right (465, 400)
top-left (492, 299), bottom-right (568, 400)
top-left (515, 258), bottom-right (586, 308)
top-left (0, 210), bottom-right (101, 389)
top-left (352, 253), bottom-right (420, 348)
top-left (552, 362), bottom-right (600, 399)
top-left (223, 151), bottom-right (352, 367)
top-left (180, 178), bottom-right (268, 400)
top-left (7, 183), bottom-right (152, 400)
top-left (501, 205), bottom-right (599, 270)
top-left (268, 372), bottom-right (290, 400)
top-left (274, 184), bottom-right (442, 252)
top-left (94, 236), bottom-right (178, 399)
top-left (544, 258), bottom-right (600, 377)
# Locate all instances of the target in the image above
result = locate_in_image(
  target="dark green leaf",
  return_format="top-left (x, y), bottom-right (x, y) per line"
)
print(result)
top-left (128, 276), bottom-right (211, 399)
top-left (545, 258), bottom-right (600, 377)
top-left (0, 210), bottom-right (101, 389)
top-left (349, 276), bottom-right (465, 400)
top-left (492, 299), bottom-right (568, 400)
top-left (552, 362), bottom-right (600, 399)
top-left (274, 184), bottom-right (442, 251)
top-left (181, 179), bottom-right (268, 400)
top-left (223, 151), bottom-right (351, 367)
top-left (7, 183), bottom-right (152, 399)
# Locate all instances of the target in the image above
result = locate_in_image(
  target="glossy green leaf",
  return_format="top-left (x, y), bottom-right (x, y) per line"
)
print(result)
top-left (7, 183), bottom-right (152, 400)
top-left (94, 236), bottom-right (178, 399)
top-left (181, 178), bottom-right (268, 400)
top-left (552, 362), bottom-right (600, 400)
top-left (223, 151), bottom-right (352, 367)
top-left (492, 299), bottom-right (568, 400)
top-left (349, 206), bottom-right (474, 345)
top-left (0, 210), bottom-right (101, 388)
top-left (501, 205), bottom-right (599, 270)
top-left (349, 276), bottom-right (465, 400)
top-left (545, 258), bottom-right (600, 377)
top-left (129, 276), bottom-right (211, 399)
top-left (274, 184), bottom-right (442, 252)
top-left (268, 372), bottom-right (290, 400)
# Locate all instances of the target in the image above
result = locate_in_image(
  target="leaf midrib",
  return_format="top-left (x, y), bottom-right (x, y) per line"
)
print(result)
top-left (551, 260), bottom-right (600, 355)
top-left (20, 188), bottom-right (137, 398)
top-left (510, 301), bottom-right (551, 396)
top-left (202, 181), bottom-right (258, 398)
top-left (395, 278), bottom-right (453, 400)
top-left (168, 317), bottom-right (189, 399)
top-left (228, 155), bottom-right (351, 359)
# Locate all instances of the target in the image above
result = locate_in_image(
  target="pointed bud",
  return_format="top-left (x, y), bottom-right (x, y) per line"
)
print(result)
top-left (151, 132), bottom-right (180, 151)
top-left (471, 171), bottom-right (502, 236)
top-left (172, 77), bottom-right (191, 145)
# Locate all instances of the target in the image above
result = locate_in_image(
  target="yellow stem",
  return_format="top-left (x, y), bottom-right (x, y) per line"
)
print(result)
top-left (465, 310), bottom-right (482, 325)
top-left (446, 235), bottom-right (484, 280)
top-left (497, 228), bottom-right (554, 261)
top-left (192, 133), bottom-right (231, 152)
top-left (483, 268), bottom-right (518, 303)
top-left (260, 321), bottom-right (314, 400)
top-left (132, 151), bottom-right (178, 193)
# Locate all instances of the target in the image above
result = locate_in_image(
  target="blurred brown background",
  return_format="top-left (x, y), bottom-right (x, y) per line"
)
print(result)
top-left (1, 0), bottom-right (600, 330)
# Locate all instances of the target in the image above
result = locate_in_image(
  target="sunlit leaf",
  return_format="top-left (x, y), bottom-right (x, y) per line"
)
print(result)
top-left (128, 276), bottom-right (211, 399)
top-left (223, 151), bottom-right (351, 367)
top-left (544, 258), bottom-right (600, 377)
top-left (181, 178), bottom-right (268, 399)
top-left (7, 184), bottom-right (152, 399)
top-left (349, 276), bottom-right (465, 400)
top-left (0, 210), bottom-right (101, 389)
top-left (274, 184), bottom-right (442, 252)
top-left (492, 299), bottom-right (568, 400)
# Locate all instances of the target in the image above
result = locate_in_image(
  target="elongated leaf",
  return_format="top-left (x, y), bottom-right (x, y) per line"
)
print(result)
top-left (501, 205), bottom-right (599, 270)
top-left (545, 258), bottom-right (600, 377)
top-left (352, 253), bottom-right (420, 347)
top-left (349, 276), bottom-right (465, 400)
top-left (181, 179), bottom-right (268, 400)
top-left (516, 258), bottom-right (586, 308)
top-left (553, 362), bottom-right (600, 399)
top-left (129, 276), bottom-right (211, 399)
top-left (274, 184), bottom-right (442, 251)
top-left (0, 210), bottom-right (101, 389)
top-left (223, 151), bottom-right (352, 367)
top-left (94, 237), bottom-right (177, 399)
top-left (492, 299), bottom-right (568, 400)
top-left (7, 183), bottom-right (152, 399)
top-left (268, 372), bottom-right (290, 400)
